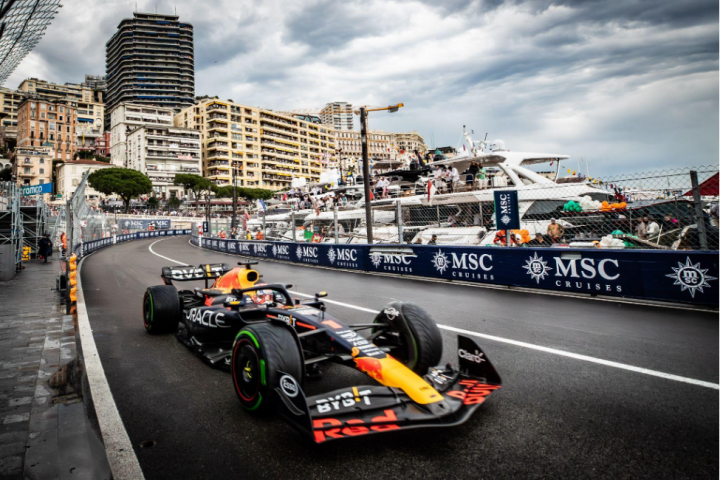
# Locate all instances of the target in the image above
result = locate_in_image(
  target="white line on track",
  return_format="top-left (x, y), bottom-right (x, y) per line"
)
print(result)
top-left (149, 238), bottom-right (719, 391)
top-left (76, 257), bottom-right (146, 479)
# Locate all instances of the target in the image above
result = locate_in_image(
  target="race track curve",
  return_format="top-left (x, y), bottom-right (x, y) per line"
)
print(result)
top-left (80, 235), bottom-right (719, 479)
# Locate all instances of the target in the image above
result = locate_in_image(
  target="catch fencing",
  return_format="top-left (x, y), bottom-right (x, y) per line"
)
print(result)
top-left (262, 166), bottom-right (718, 251)
top-left (192, 235), bottom-right (719, 307)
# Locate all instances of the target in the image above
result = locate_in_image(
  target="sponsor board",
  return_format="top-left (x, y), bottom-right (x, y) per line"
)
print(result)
top-left (192, 237), bottom-right (718, 306)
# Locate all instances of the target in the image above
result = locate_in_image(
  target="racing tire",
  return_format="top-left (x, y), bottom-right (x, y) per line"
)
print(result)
top-left (232, 323), bottom-right (303, 414)
top-left (373, 302), bottom-right (443, 375)
top-left (143, 285), bottom-right (181, 334)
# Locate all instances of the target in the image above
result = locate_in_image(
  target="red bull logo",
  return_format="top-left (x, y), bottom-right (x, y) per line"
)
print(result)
top-left (354, 357), bottom-right (384, 381)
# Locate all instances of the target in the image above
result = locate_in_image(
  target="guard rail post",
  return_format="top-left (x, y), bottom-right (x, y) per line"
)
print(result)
top-left (396, 201), bottom-right (403, 243)
top-left (291, 211), bottom-right (296, 242)
top-left (334, 207), bottom-right (339, 243)
top-left (690, 170), bottom-right (708, 250)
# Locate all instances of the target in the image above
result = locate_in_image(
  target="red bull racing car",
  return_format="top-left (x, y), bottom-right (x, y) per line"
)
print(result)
top-left (142, 261), bottom-right (501, 443)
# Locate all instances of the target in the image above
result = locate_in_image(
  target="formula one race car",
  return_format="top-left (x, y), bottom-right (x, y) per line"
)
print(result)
top-left (142, 261), bottom-right (502, 443)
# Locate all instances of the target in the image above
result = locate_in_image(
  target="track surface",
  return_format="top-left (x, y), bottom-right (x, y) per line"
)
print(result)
top-left (81, 236), bottom-right (718, 479)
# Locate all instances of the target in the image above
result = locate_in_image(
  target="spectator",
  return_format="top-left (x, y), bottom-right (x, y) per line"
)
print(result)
top-left (646, 217), bottom-right (660, 239)
top-left (450, 166), bottom-right (460, 193)
top-left (245, 231), bottom-right (252, 240)
top-left (635, 218), bottom-right (647, 239)
top-left (414, 238), bottom-right (423, 244)
top-left (60, 232), bottom-right (67, 256)
top-left (256, 230), bottom-right (264, 240)
top-left (547, 219), bottom-right (565, 243)
top-left (218, 230), bottom-right (227, 239)
top-left (493, 230), bottom-right (518, 246)
top-left (476, 164), bottom-right (487, 189)
top-left (38, 235), bottom-right (53, 263)
top-left (526, 233), bottom-right (548, 247)
top-left (428, 234), bottom-right (438, 245)
top-left (711, 202), bottom-right (719, 227)
top-left (230, 227), bottom-right (238, 239)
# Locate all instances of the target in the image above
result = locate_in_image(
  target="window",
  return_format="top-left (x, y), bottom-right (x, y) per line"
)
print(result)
top-left (72, 179), bottom-right (78, 186)
top-left (39, 168), bottom-right (44, 174)
top-left (39, 158), bottom-right (44, 164)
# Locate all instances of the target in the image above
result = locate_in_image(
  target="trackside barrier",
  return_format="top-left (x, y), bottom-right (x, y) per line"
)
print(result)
top-left (192, 236), bottom-right (719, 307)
top-left (73, 229), bottom-right (192, 258)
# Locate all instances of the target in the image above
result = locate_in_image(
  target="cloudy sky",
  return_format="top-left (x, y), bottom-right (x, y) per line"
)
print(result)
top-left (6, 0), bottom-right (718, 176)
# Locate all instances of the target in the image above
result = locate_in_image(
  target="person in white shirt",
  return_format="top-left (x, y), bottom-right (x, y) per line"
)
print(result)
top-left (646, 217), bottom-right (660, 240)
top-left (450, 167), bottom-right (460, 193)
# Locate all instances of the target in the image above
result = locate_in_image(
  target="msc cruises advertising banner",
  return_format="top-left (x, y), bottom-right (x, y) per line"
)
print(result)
top-left (194, 236), bottom-right (718, 306)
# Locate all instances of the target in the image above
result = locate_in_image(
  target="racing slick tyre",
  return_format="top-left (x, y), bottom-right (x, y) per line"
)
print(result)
top-left (232, 323), bottom-right (303, 414)
top-left (373, 302), bottom-right (443, 376)
top-left (143, 285), bottom-right (181, 334)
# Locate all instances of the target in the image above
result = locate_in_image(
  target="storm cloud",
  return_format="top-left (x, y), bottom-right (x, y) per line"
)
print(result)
top-left (5, 0), bottom-right (718, 175)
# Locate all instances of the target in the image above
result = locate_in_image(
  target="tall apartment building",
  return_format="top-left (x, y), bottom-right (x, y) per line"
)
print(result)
top-left (175, 98), bottom-right (335, 190)
top-left (16, 96), bottom-right (77, 161)
top-left (108, 102), bottom-right (175, 166)
top-left (126, 125), bottom-right (201, 198)
top-left (105, 12), bottom-right (194, 124)
top-left (320, 102), bottom-right (353, 130)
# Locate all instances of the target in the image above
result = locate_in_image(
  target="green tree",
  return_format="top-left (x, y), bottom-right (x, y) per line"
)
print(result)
top-left (166, 196), bottom-right (182, 210)
top-left (88, 168), bottom-right (153, 212)
top-left (173, 173), bottom-right (217, 220)
top-left (76, 150), bottom-right (95, 159)
top-left (0, 165), bottom-right (11, 181)
top-left (146, 196), bottom-right (159, 212)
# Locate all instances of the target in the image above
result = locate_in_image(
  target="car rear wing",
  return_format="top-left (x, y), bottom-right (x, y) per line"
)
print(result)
top-left (161, 263), bottom-right (233, 287)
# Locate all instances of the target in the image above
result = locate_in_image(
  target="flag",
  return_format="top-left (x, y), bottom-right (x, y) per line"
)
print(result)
top-left (256, 199), bottom-right (267, 211)
top-left (427, 179), bottom-right (437, 203)
top-left (243, 211), bottom-right (249, 231)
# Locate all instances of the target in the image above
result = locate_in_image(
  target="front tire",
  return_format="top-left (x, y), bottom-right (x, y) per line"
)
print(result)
top-left (143, 285), bottom-right (181, 334)
top-left (373, 302), bottom-right (443, 375)
top-left (232, 323), bottom-right (303, 414)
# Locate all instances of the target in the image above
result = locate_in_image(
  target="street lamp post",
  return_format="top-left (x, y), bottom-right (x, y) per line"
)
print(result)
top-left (357, 103), bottom-right (404, 245)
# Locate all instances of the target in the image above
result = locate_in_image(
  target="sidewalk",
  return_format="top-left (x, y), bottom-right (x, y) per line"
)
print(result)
top-left (0, 260), bottom-right (110, 479)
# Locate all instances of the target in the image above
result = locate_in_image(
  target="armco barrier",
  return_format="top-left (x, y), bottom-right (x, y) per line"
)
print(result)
top-left (192, 236), bottom-right (718, 307)
top-left (75, 229), bottom-right (192, 258)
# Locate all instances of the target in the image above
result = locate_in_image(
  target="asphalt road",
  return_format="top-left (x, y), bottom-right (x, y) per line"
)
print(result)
top-left (81, 236), bottom-right (719, 479)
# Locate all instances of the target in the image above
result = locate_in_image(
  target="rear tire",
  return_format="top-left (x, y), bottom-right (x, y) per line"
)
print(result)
top-left (143, 285), bottom-right (181, 334)
top-left (373, 302), bottom-right (443, 375)
top-left (232, 323), bottom-right (303, 414)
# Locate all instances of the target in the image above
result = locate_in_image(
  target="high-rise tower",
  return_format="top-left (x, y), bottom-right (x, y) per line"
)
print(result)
top-left (105, 12), bottom-right (194, 128)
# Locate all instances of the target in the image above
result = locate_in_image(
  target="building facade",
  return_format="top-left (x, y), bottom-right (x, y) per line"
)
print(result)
top-left (12, 146), bottom-right (54, 186)
top-left (393, 131), bottom-right (427, 156)
top-left (105, 12), bottom-right (195, 122)
top-left (18, 78), bottom-right (106, 155)
top-left (0, 87), bottom-right (23, 144)
top-left (320, 102), bottom-right (353, 131)
top-left (175, 98), bottom-right (335, 190)
top-left (82, 74), bottom-right (107, 92)
top-left (334, 129), bottom-right (394, 171)
top-left (125, 125), bottom-right (201, 198)
top-left (108, 103), bottom-right (175, 167)
top-left (55, 159), bottom-right (114, 202)
top-left (16, 97), bottom-right (77, 161)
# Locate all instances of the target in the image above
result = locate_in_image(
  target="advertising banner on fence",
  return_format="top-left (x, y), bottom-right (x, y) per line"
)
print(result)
top-left (119, 219), bottom-right (172, 230)
top-left (193, 236), bottom-right (718, 306)
top-left (21, 183), bottom-right (53, 196)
